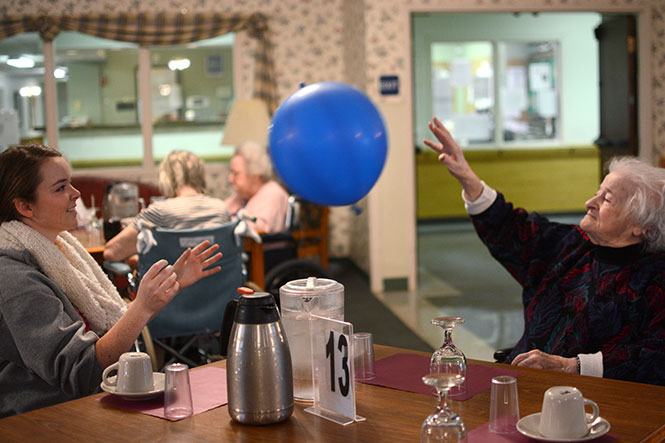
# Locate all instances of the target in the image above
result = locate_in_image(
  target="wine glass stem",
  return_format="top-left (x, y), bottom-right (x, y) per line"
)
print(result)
top-left (443, 328), bottom-right (453, 347)
top-left (437, 388), bottom-right (451, 415)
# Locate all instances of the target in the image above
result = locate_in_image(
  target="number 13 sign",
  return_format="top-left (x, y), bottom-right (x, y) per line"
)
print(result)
top-left (305, 314), bottom-right (365, 425)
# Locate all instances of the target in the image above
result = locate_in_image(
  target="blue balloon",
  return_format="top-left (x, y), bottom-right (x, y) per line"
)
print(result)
top-left (269, 82), bottom-right (388, 206)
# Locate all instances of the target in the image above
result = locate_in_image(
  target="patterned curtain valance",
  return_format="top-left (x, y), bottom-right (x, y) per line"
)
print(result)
top-left (0, 12), bottom-right (277, 112)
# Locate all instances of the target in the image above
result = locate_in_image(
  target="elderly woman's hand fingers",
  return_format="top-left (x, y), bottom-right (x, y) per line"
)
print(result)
top-left (429, 119), bottom-right (455, 143)
top-left (511, 350), bottom-right (568, 371)
top-left (423, 138), bottom-right (443, 154)
top-left (510, 352), bottom-right (527, 366)
top-left (511, 349), bottom-right (540, 366)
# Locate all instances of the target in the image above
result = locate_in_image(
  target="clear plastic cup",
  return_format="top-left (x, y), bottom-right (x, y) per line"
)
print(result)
top-left (353, 332), bottom-right (376, 381)
top-left (489, 375), bottom-right (520, 434)
top-left (164, 363), bottom-right (193, 420)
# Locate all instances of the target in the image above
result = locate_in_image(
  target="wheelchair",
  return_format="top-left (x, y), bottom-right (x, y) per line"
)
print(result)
top-left (102, 195), bottom-right (330, 368)
top-left (240, 195), bottom-right (331, 305)
top-left (103, 220), bottom-right (243, 370)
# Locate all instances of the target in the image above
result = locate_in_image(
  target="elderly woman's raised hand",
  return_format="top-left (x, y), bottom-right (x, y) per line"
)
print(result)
top-left (133, 259), bottom-right (180, 315)
top-left (423, 117), bottom-right (484, 201)
top-left (172, 240), bottom-right (223, 290)
top-left (511, 349), bottom-right (578, 373)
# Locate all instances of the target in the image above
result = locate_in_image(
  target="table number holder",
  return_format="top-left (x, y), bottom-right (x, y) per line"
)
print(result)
top-left (304, 314), bottom-right (366, 426)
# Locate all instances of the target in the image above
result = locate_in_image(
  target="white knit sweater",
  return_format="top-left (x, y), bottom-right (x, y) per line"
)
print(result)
top-left (0, 221), bottom-right (127, 335)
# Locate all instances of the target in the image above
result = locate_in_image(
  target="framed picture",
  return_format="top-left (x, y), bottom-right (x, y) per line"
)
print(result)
top-left (206, 55), bottom-right (224, 77)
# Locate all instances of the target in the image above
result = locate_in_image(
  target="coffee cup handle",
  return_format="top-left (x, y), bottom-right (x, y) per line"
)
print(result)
top-left (584, 398), bottom-right (599, 424)
top-left (102, 362), bottom-right (119, 387)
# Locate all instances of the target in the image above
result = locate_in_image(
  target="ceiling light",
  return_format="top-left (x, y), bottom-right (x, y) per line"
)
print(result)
top-left (7, 56), bottom-right (35, 69)
top-left (19, 85), bottom-right (41, 97)
top-left (168, 58), bottom-right (190, 71)
top-left (54, 67), bottom-right (68, 79)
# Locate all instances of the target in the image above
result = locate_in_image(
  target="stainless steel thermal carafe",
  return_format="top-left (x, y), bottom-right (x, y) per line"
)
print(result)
top-left (226, 292), bottom-right (293, 425)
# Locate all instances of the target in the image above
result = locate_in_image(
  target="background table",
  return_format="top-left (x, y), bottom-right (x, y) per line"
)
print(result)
top-left (1, 345), bottom-right (664, 442)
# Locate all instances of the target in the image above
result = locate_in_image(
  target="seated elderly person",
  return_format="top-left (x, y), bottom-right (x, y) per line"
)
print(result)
top-left (104, 150), bottom-right (231, 262)
top-left (424, 117), bottom-right (665, 385)
top-left (0, 145), bottom-right (222, 417)
top-left (225, 141), bottom-right (289, 234)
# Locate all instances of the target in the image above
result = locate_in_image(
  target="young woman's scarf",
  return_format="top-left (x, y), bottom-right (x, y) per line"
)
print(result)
top-left (0, 221), bottom-right (127, 335)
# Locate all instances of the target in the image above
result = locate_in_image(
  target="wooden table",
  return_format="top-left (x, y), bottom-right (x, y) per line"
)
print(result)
top-left (1, 346), bottom-right (664, 442)
top-left (86, 245), bottom-right (105, 265)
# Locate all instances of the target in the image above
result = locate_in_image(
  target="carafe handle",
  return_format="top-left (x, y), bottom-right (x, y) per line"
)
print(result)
top-left (220, 287), bottom-right (254, 357)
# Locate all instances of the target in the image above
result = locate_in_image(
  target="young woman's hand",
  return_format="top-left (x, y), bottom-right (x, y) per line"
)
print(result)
top-left (133, 259), bottom-right (180, 316)
top-left (172, 240), bottom-right (223, 290)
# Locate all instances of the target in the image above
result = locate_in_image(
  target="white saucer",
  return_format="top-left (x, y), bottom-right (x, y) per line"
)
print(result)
top-left (516, 412), bottom-right (610, 442)
top-left (100, 372), bottom-right (165, 401)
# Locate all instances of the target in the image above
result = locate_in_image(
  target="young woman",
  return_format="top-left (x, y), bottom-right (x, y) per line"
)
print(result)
top-left (0, 145), bottom-right (222, 417)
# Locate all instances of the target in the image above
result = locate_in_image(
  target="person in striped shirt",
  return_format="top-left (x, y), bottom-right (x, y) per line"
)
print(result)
top-left (104, 150), bottom-right (231, 263)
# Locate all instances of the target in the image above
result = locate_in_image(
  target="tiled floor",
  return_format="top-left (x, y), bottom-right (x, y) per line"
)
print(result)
top-left (376, 214), bottom-right (584, 362)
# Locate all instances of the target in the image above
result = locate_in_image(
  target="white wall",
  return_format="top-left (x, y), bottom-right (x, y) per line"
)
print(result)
top-left (0, 71), bottom-right (11, 110)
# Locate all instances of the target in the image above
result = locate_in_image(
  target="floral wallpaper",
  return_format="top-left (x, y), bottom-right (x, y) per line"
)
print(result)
top-left (8, 0), bottom-right (665, 277)
top-left (652, 2), bottom-right (665, 157)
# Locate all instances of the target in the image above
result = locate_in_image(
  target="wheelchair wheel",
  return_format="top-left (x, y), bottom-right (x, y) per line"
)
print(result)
top-left (264, 258), bottom-right (332, 302)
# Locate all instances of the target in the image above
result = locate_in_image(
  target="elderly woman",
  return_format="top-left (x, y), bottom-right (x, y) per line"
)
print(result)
top-left (104, 150), bottom-right (231, 262)
top-left (225, 141), bottom-right (289, 234)
top-left (425, 117), bottom-right (665, 385)
top-left (0, 145), bottom-right (222, 417)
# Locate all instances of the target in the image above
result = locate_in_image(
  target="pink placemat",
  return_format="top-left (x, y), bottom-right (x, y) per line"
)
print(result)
top-left (360, 353), bottom-right (520, 401)
top-left (99, 365), bottom-right (228, 421)
top-left (468, 422), bottom-right (618, 442)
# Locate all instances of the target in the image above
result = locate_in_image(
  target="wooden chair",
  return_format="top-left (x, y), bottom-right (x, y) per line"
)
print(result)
top-left (292, 202), bottom-right (329, 269)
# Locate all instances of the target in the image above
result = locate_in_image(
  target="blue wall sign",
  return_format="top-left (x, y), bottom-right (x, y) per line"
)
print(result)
top-left (379, 75), bottom-right (399, 95)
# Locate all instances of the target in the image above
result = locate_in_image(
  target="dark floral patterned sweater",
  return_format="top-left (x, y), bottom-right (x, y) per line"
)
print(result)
top-left (471, 193), bottom-right (665, 385)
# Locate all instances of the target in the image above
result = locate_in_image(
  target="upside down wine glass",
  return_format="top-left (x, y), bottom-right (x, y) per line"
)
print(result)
top-left (420, 372), bottom-right (468, 442)
top-left (430, 317), bottom-right (467, 397)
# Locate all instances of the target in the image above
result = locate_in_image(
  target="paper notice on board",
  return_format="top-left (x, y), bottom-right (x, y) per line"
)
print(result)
top-left (528, 62), bottom-right (552, 91)
top-left (450, 60), bottom-right (472, 87)
top-left (501, 89), bottom-right (528, 119)
top-left (507, 66), bottom-right (527, 91)
top-left (535, 90), bottom-right (557, 118)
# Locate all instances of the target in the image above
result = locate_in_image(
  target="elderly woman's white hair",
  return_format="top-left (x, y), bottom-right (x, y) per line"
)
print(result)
top-left (158, 150), bottom-right (207, 198)
top-left (234, 141), bottom-right (273, 182)
top-left (609, 156), bottom-right (665, 252)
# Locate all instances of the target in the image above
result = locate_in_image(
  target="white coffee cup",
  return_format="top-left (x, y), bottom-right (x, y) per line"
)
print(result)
top-left (539, 386), bottom-right (599, 439)
top-left (102, 352), bottom-right (154, 393)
